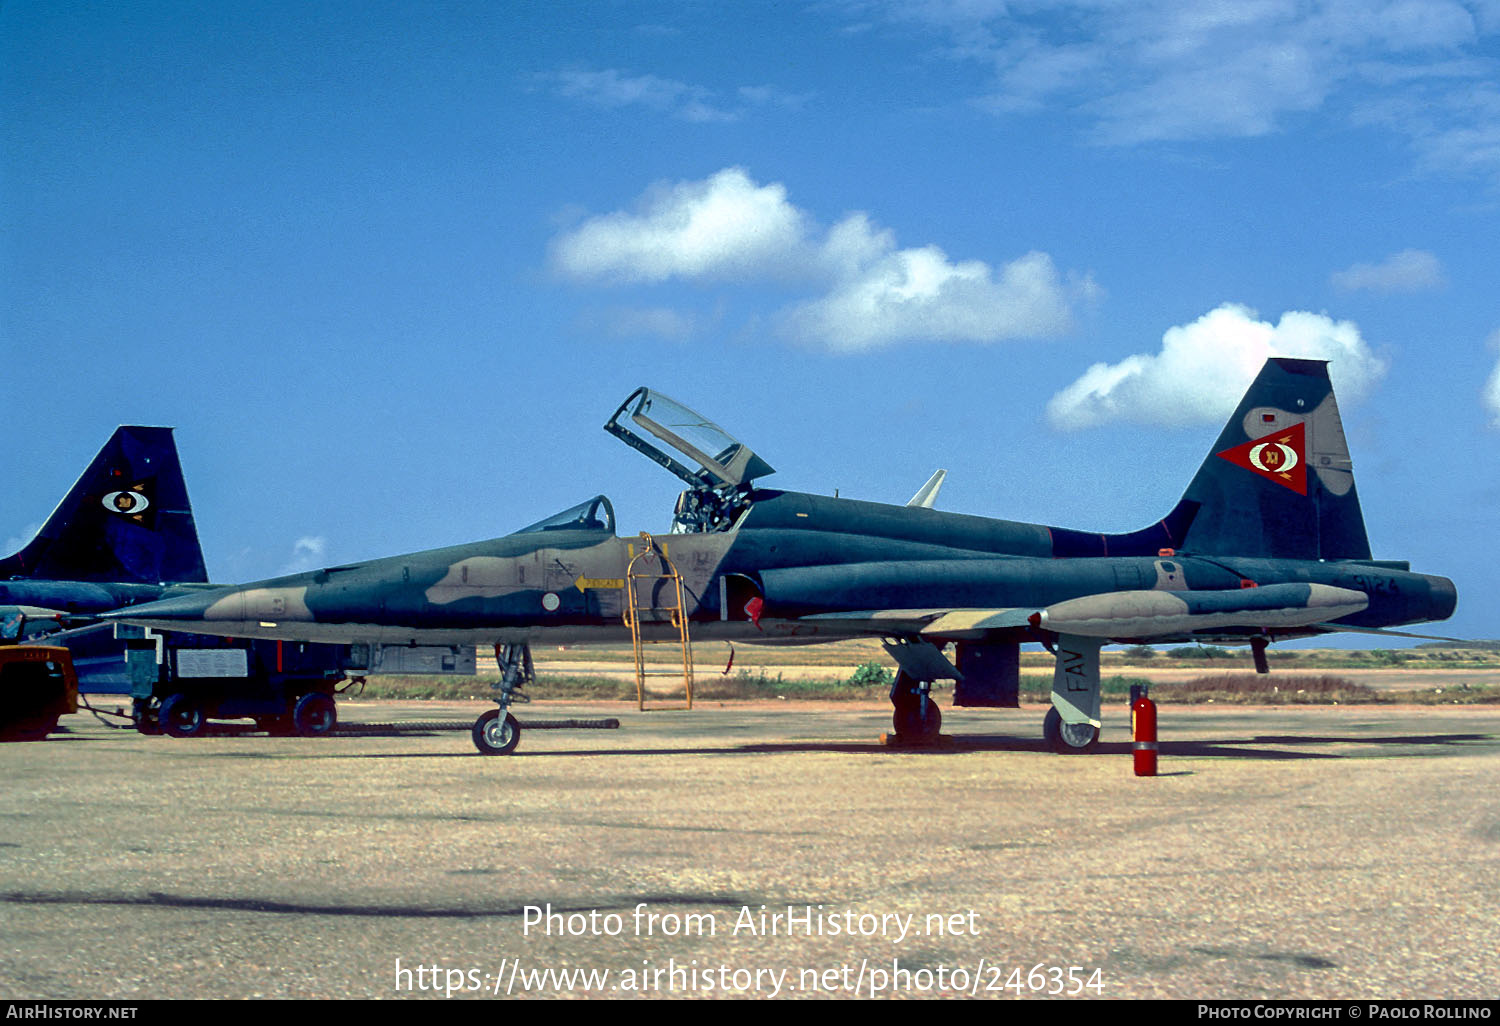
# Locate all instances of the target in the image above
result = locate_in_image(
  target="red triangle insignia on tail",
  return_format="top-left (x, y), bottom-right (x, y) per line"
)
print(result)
top-left (1216, 421), bottom-right (1307, 496)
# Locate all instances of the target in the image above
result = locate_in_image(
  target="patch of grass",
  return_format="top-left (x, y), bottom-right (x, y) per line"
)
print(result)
top-left (696, 668), bottom-right (885, 700)
top-left (1017, 675), bottom-right (1151, 701)
top-left (848, 660), bottom-right (894, 687)
top-left (1384, 685), bottom-right (1500, 705)
top-left (1141, 675), bottom-right (1500, 705)
top-left (1153, 674), bottom-right (1381, 704)
top-left (351, 674), bottom-right (638, 701)
top-left (353, 670), bottom-right (888, 702)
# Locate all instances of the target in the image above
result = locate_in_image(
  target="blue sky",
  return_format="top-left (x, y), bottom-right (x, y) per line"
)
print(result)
top-left (3, 1), bottom-right (1497, 643)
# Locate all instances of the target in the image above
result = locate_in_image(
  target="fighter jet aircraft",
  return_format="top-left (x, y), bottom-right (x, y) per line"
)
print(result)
top-left (109, 359), bottom-right (1458, 755)
top-left (2, 426), bottom-right (210, 640)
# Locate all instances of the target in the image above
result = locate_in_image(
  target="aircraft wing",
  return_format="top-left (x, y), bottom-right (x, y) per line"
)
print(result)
top-left (798, 607), bottom-right (1036, 640)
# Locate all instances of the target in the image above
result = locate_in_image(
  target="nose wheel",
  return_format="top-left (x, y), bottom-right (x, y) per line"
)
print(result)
top-left (472, 708), bottom-right (522, 755)
top-left (473, 642), bottom-right (532, 755)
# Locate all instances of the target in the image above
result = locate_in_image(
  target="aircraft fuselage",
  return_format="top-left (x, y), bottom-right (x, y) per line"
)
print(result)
top-left (110, 488), bottom-right (1457, 648)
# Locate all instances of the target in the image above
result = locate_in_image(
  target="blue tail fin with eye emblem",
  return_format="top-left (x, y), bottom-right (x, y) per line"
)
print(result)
top-left (0, 427), bottom-right (208, 585)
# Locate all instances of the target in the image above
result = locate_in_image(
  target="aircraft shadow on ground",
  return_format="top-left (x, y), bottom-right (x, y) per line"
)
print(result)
top-left (1, 890), bottom-right (755, 921)
top-left (1158, 732), bottom-right (1494, 760)
top-left (82, 728), bottom-right (1494, 761)
top-left (396, 729), bottom-right (1491, 761)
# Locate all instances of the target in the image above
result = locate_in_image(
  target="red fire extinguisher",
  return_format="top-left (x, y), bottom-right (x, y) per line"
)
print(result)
top-left (1132, 686), bottom-right (1158, 777)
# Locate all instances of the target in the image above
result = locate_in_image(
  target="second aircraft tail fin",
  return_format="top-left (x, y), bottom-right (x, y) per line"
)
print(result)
top-left (0, 427), bottom-right (209, 585)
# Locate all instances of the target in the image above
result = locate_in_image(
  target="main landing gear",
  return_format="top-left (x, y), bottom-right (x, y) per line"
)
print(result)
top-left (881, 632), bottom-right (1107, 753)
top-left (1043, 705), bottom-right (1099, 754)
top-left (473, 642), bottom-right (532, 755)
top-left (1042, 633), bottom-right (1103, 754)
top-left (889, 671), bottom-right (943, 743)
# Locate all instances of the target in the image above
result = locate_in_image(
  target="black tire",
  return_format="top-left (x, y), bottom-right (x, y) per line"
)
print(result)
top-left (472, 709), bottom-right (521, 755)
top-left (158, 694), bottom-right (205, 738)
top-left (891, 686), bottom-right (942, 740)
top-left (291, 692), bottom-right (337, 737)
top-left (1044, 705), bottom-right (1099, 754)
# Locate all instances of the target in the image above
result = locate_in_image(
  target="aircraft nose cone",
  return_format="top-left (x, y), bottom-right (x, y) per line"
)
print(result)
top-left (102, 592), bottom-right (221, 623)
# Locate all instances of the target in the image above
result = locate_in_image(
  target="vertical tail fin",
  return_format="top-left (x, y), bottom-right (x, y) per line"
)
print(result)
top-left (0, 427), bottom-right (209, 584)
top-left (1178, 358), bottom-right (1372, 560)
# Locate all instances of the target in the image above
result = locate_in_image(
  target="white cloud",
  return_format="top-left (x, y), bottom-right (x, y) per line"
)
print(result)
top-left (863, 1), bottom-right (1500, 184)
top-left (280, 536), bottom-right (327, 576)
top-left (1046, 303), bottom-right (1387, 429)
top-left (1485, 329), bottom-right (1500, 427)
top-left (540, 69), bottom-right (811, 123)
top-left (736, 84), bottom-right (813, 110)
top-left (551, 168), bottom-right (1089, 350)
top-left (550, 169), bottom-right (813, 284)
top-left (1331, 249), bottom-right (1446, 292)
top-left (779, 248), bottom-right (1083, 351)
top-left (542, 68), bottom-right (737, 122)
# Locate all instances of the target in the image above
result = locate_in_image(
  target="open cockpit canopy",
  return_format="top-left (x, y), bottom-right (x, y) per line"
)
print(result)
top-left (605, 388), bottom-right (774, 532)
top-left (605, 388), bottom-right (773, 491)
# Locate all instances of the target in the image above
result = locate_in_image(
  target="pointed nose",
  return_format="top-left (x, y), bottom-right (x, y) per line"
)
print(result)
top-left (103, 591), bottom-right (223, 624)
top-left (105, 584), bottom-right (312, 626)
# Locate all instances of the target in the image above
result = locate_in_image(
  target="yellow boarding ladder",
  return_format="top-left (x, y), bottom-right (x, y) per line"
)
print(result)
top-left (622, 532), bottom-right (694, 711)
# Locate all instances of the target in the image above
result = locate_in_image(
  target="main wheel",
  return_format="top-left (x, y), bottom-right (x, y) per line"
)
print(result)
top-left (291, 692), bottom-right (337, 737)
top-left (158, 694), bottom-right (205, 738)
top-left (1044, 706), bottom-right (1099, 754)
top-left (891, 686), bottom-right (942, 740)
top-left (472, 709), bottom-right (521, 755)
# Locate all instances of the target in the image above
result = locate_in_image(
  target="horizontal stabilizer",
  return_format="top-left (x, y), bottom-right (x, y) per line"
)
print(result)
top-left (1311, 624), bottom-right (1474, 644)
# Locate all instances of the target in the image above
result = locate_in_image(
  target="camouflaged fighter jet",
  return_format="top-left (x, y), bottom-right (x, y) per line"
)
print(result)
top-left (2, 426), bottom-right (210, 641)
top-left (108, 359), bottom-right (1458, 755)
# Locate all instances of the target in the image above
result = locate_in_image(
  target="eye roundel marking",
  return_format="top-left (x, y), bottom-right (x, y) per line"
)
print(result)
top-left (102, 490), bottom-right (151, 515)
top-left (541, 592), bottom-right (561, 612)
top-left (1247, 441), bottom-right (1298, 475)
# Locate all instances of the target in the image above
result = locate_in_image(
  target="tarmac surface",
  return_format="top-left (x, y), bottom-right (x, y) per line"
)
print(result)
top-left (2, 698), bottom-right (1498, 1000)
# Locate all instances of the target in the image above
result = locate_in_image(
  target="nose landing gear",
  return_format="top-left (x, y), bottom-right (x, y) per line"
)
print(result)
top-left (473, 642), bottom-right (532, 755)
